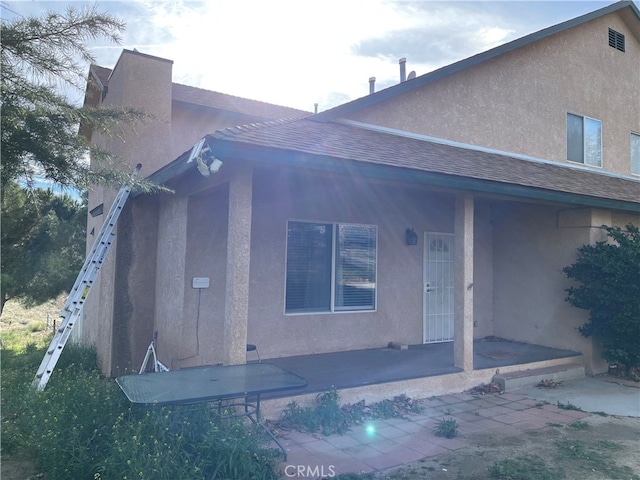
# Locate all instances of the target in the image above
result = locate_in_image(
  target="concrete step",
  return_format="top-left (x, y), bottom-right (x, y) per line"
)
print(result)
top-left (494, 363), bottom-right (585, 391)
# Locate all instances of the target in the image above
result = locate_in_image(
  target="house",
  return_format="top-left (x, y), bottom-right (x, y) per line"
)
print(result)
top-left (79, 49), bottom-right (309, 374)
top-left (81, 2), bottom-right (639, 401)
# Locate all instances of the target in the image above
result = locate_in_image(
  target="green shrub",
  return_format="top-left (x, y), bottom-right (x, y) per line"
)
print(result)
top-left (315, 389), bottom-right (350, 435)
top-left (556, 401), bottom-right (583, 411)
top-left (28, 367), bottom-right (127, 479)
top-left (100, 406), bottom-right (279, 480)
top-left (279, 389), bottom-right (351, 435)
top-left (433, 417), bottom-right (458, 438)
top-left (278, 389), bottom-right (423, 436)
top-left (1, 342), bottom-right (280, 479)
top-left (1, 343), bottom-right (45, 453)
top-left (563, 224), bottom-right (640, 374)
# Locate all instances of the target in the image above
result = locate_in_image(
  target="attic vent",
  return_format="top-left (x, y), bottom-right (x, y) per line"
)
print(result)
top-left (89, 203), bottom-right (104, 217)
top-left (608, 28), bottom-right (625, 52)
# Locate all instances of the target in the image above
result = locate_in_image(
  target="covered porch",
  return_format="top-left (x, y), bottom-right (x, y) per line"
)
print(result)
top-left (120, 118), bottom-right (638, 385)
top-left (262, 337), bottom-right (582, 399)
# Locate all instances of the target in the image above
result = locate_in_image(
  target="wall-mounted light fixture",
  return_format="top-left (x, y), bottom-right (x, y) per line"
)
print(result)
top-left (405, 228), bottom-right (418, 246)
top-left (187, 138), bottom-right (223, 177)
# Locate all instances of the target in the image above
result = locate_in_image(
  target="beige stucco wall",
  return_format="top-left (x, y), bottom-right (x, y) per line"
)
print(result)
top-left (491, 202), bottom-right (639, 374)
top-left (345, 13), bottom-right (640, 177)
top-left (180, 187), bottom-right (229, 367)
top-left (473, 201), bottom-right (494, 339)
top-left (82, 51), bottom-right (173, 374)
top-left (101, 51), bottom-right (174, 174)
top-left (169, 106), bottom-right (263, 161)
top-left (154, 166), bottom-right (498, 366)
top-left (153, 193), bottom-right (188, 369)
top-left (83, 50), bottom-right (304, 373)
top-left (249, 168), bottom-right (457, 359)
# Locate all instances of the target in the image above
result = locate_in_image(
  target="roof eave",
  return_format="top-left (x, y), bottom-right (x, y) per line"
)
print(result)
top-left (140, 138), bottom-right (640, 213)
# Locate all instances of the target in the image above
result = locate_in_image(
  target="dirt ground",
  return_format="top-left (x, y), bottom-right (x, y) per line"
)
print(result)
top-left (2, 415), bottom-right (638, 479)
top-left (388, 414), bottom-right (640, 480)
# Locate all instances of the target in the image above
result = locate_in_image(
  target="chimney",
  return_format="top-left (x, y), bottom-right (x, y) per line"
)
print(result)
top-left (399, 57), bottom-right (407, 82)
top-left (369, 76), bottom-right (376, 94)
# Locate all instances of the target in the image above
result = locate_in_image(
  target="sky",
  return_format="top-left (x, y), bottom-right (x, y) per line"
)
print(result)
top-left (1, 0), bottom-right (625, 112)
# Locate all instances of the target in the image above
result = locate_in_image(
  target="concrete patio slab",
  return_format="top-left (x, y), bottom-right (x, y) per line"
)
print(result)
top-left (276, 376), bottom-right (637, 478)
top-left (515, 376), bottom-right (639, 417)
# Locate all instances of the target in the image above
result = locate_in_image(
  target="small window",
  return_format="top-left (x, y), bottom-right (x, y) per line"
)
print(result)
top-left (567, 113), bottom-right (602, 167)
top-left (608, 28), bottom-right (625, 52)
top-left (285, 221), bottom-right (377, 313)
top-left (631, 132), bottom-right (640, 175)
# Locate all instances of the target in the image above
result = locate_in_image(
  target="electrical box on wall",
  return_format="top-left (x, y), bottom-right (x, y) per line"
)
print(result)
top-left (192, 277), bottom-right (210, 289)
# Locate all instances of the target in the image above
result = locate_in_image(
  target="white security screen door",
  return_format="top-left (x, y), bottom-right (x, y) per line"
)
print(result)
top-left (423, 233), bottom-right (454, 343)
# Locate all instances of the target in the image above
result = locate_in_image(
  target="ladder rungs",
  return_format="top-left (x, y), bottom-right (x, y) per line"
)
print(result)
top-left (31, 163), bottom-right (141, 392)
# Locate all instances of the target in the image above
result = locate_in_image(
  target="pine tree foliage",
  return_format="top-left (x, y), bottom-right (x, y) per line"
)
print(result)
top-left (0, 5), bottom-right (154, 192)
top-left (1, 182), bottom-right (87, 313)
top-left (0, 6), bottom-right (162, 314)
top-left (563, 224), bottom-right (640, 373)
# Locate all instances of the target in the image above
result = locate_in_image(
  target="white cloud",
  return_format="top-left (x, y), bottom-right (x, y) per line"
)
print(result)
top-left (3, 0), bottom-right (616, 111)
top-left (103, 0), bottom-right (421, 111)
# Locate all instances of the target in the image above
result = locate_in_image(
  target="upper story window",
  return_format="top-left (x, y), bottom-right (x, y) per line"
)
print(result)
top-left (631, 132), bottom-right (640, 175)
top-left (567, 113), bottom-right (602, 167)
top-left (285, 221), bottom-right (377, 314)
top-left (608, 28), bottom-right (625, 52)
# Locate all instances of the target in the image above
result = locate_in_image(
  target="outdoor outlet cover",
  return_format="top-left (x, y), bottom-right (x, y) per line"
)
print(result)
top-left (192, 277), bottom-right (210, 289)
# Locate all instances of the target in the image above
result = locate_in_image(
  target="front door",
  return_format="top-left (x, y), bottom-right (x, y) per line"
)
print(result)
top-left (423, 233), bottom-right (454, 343)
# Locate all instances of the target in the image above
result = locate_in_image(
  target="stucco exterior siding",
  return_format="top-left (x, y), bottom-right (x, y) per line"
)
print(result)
top-left (153, 194), bottom-right (188, 368)
top-left (472, 201), bottom-right (494, 339)
top-left (179, 187), bottom-right (229, 368)
top-left (245, 167), bottom-right (458, 359)
top-left (169, 106), bottom-right (262, 163)
top-left (125, 198), bottom-right (160, 373)
top-left (101, 52), bottom-right (173, 174)
top-left (345, 13), bottom-right (640, 177)
top-left (153, 165), bottom-right (492, 366)
top-left (490, 203), bottom-right (625, 373)
top-left (83, 51), bottom-right (173, 375)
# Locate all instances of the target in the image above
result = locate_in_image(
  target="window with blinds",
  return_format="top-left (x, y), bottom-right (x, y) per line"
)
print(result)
top-left (285, 221), bottom-right (377, 313)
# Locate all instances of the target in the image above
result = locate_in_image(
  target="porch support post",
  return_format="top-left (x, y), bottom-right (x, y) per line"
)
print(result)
top-left (223, 166), bottom-right (253, 365)
top-left (454, 193), bottom-right (474, 372)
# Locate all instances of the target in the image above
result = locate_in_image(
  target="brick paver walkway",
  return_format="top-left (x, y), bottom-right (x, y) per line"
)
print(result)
top-left (278, 392), bottom-right (591, 477)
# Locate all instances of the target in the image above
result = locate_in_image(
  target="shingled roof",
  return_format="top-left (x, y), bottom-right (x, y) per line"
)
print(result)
top-left (89, 65), bottom-right (112, 89)
top-left (171, 83), bottom-right (309, 120)
top-left (196, 118), bottom-right (638, 211)
top-left (88, 65), bottom-right (309, 120)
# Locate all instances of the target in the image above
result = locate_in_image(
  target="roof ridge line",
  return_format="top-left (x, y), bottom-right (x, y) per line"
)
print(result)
top-left (172, 82), bottom-right (310, 113)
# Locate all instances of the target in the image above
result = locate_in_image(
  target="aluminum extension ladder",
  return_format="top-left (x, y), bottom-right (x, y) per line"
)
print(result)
top-left (32, 164), bottom-right (141, 391)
